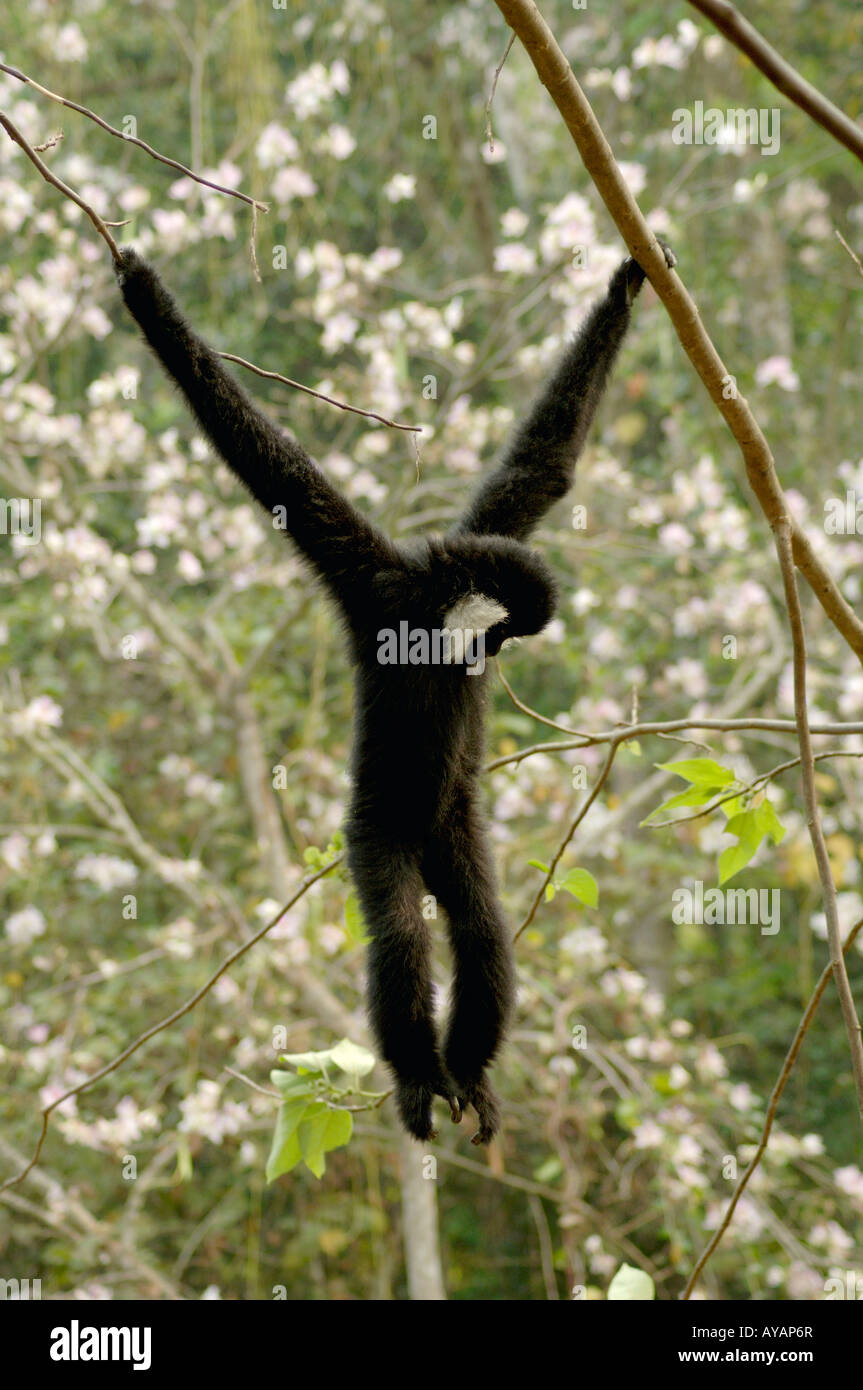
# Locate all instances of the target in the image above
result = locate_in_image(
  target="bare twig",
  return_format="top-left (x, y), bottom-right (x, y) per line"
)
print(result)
top-left (495, 660), bottom-right (590, 739)
top-left (486, 717), bottom-right (863, 772)
top-left (0, 109), bottom-right (121, 261)
top-left (486, 33), bottom-right (516, 151)
top-left (835, 229), bottom-right (863, 279)
top-left (686, 0), bottom-right (863, 166)
top-left (490, 0), bottom-right (863, 664)
top-left (217, 351), bottom-right (422, 434)
top-left (0, 857), bottom-right (342, 1195)
top-left (774, 519), bottom-right (863, 1118)
top-left (682, 917), bottom-right (863, 1298)
top-left (1, 101), bottom-right (417, 433)
top-left (0, 60), bottom-right (268, 211)
top-left (33, 130), bottom-right (63, 153)
top-left (514, 740), bottom-right (618, 940)
top-left (528, 1191), bottom-right (560, 1299)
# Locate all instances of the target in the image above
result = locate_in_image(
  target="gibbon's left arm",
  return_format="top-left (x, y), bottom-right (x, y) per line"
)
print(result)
top-left (457, 241), bottom-right (676, 542)
top-left (115, 247), bottom-right (395, 613)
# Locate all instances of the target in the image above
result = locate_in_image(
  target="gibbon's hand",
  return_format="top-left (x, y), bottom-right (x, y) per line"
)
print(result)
top-left (113, 244), bottom-right (149, 290)
top-left (615, 236), bottom-right (677, 307)
top-left (114, 244), bottom-right (137, 277)
top-left (620, 236), bottom-right (677, 304)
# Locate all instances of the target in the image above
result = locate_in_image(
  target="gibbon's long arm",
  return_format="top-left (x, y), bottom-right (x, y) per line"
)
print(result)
top-left (458, 244), bottom-right (675, 542)
top-left (115, 247), bottom-right (394, 610)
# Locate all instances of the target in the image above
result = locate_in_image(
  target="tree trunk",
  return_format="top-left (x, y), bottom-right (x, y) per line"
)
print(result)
top-left (398, 1130), bottom-right (446, 1300)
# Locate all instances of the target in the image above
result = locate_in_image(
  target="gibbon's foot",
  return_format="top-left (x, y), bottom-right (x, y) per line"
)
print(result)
top-left (395, 1073), bottom-right (462, 1143)
top-left (450, 1073), bottom-right (502, 1146)
top-left (618, 236), bottom-right (677, 305)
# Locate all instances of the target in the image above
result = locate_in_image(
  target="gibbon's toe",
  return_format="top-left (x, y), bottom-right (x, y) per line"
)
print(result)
top-left (656, 236), bottom-right (677, 269)
top-left (396, 1079), bottom-right (436, 1143)
top-left (450, 1073), bottom-right (501, 1145)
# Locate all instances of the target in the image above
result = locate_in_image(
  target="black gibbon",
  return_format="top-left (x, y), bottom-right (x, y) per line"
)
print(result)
top-left (115, 238), bottom-right (675, 1144)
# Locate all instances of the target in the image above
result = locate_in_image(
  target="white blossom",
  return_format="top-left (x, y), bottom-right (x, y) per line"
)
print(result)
top-left (10, 695), bottom-right (63, 733)
top-left (383, 173), bottom-right (416, 203)
top-left (75, 855), bottom-right (139, 892)
top-left (6, 906), bottom-right (46, 946)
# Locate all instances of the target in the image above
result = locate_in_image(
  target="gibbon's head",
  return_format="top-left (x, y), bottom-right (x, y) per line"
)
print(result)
top-left (430, 533), bottom-right (558, 656)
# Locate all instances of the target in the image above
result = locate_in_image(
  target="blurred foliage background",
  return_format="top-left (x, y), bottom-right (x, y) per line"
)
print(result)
top-left (1, 0), bottom-right (862, 1300)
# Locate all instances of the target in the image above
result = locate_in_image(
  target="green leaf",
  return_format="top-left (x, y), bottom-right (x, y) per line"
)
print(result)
top-left (724, 808), bottom-right (762, 849)
top-left (269, 1069), bottom-right (317, 1098)
top-left (266, 1097), bottom-right (314, 1182)
top-left (558, 868), bottom-right (598, 907)
top-left (344, 890), bottom-right (371, 944)
top-left (656, 758), bottom-right (735, 788)
top-left (642, 786), bottom-right (716, 823)
top-left (608, 1264), bottom-right (655, 1301)
top-left (277, 1047), bottom-right (332, 1074)
top-left (719, 837), bottom-right (758, 884)
top-left (614, 1098), bottom-right (641, 1131)
top-left (533, 1156), bottom-right (563, 1184)
top-left (528, 859), bottom-right (550, 873)
top-left (719, 798), bottom-right (786, 882)
top-left (753, 798), bottom-right (786, 844)
top-left (544, 883), bottom-right (556, 902)
top-left (329, 1038), bottom-right (376, 1079)
top-left (297, 1105), bottom-right (353, 1179)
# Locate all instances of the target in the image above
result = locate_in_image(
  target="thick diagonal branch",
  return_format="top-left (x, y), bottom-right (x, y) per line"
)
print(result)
top-left (687, 0), bottom-right (863, 165)
top-left (491, 0), bottom-right (863, 665)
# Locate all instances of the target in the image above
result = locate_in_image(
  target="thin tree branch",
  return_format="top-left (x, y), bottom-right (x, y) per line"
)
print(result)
top-left (496, 659), bottom-right (591, 739)
top-left (646, 749), bottom-right (863, 828)
top-left (835, 228), bottom-right (863, 279)
top-left (33, 130), bottom-right (63, 154)
top-left (528, 1192), bottom-right (560, 1299)
top-left (0, 60), bottom-right (268, 211)
top-left (0, 1136), bottom-right (183, 1298)
top-left (486, 719), bottom-right (863, 772)
top-left (490, 0), bottom-right (863, 664)
top-left (0, 857), bottom-right (341, 1195)
top-left (217, 351), bottom-right (422, 434)
top-left (1, 105), bottom-right (419, 434)
top-left (773, 518), bottom-right (863, 1117)
top-left (514, 740), bottom-right (619, 940)
top-left (0, 109), bottom-right (121, 262)
top-left (486, 33), bottom-right (516, 150)
top-left (682, 917), bottom-right (863, 1298)
top-left (686, 0), bottom-right (863, 165)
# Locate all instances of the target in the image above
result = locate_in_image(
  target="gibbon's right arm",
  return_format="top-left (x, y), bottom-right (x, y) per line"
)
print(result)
top-left (457, 240), bottom-right (677, 543)
top-left (115, 247), bottom-right (394, 610)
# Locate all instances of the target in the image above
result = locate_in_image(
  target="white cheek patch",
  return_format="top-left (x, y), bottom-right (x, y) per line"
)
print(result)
top-left (440, 592), bottom-right (508, 668)
top-left (443, 592), bottom-right (508, 635)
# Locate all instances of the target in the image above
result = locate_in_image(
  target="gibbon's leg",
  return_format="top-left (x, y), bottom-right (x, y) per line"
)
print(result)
top-left (114, 247), bottom-right (393, 616)
top-left (423, 793), bottom-right (516, 1145)
top-left (458, 240), bottom-right (677, 542)
top-left (348, 833), bottom-right (459, 1141)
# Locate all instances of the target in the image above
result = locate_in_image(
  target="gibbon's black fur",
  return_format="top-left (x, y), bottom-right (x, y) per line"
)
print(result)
top-left (115, 239), bottom-right (674, 1144)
